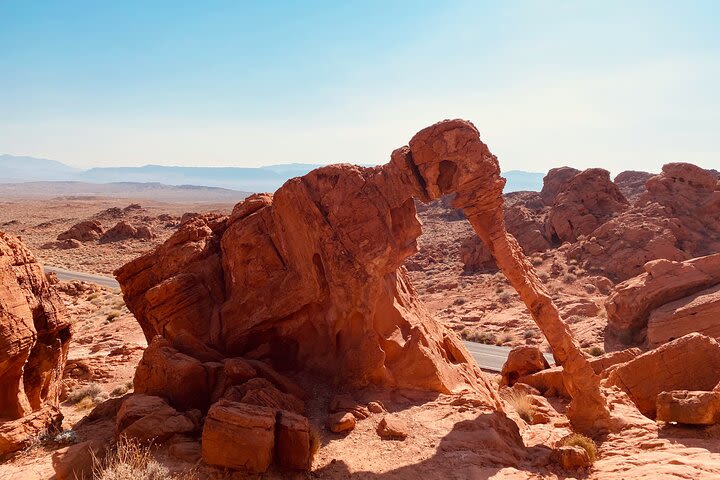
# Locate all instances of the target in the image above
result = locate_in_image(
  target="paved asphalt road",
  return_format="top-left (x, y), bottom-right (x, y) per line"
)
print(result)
top-left (45, 265), bottom-right (121, 290)
top-left (44, 265), bottom-right (554, 372)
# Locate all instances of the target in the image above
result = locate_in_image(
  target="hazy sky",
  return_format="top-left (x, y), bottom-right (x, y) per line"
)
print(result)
top-left (1, 1), bottom-right (718, 173)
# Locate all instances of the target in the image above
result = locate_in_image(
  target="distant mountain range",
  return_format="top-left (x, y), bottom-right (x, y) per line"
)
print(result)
top-left (0, 155), bottom-right (544, 193)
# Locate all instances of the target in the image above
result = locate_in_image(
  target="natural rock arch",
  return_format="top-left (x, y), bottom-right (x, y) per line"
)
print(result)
top-left (117, 119), bottom-right (612, 433)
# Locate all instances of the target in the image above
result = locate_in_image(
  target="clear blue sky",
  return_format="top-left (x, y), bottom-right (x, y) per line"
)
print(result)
top-left (1, 1), bottom-right (718, 173)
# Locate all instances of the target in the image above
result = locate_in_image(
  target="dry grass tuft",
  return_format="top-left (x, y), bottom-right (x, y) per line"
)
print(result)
top-left (67, 383), bottom-right (103, 405)
top-left (560, 433), bottom-right (598, 463)
top-left (94, 439), bottom-right (197, 480)
top-left (506, 390), bottom-right (534, 423)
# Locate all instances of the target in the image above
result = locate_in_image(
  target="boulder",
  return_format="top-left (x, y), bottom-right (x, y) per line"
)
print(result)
top-left (201, 400), bottom-right (276, 473)
top-left (550, 445), bottom-right (592, 470)
top-left (613, 170), bottom-right (653, 203)
top-left (276, 410), bottom-right (313, 470)
top-left (656, 390), bottom-right (720, 425)
top-left (0, 232), bottom-right (72, 456)
top-left (0, 406), bottom-right (62, 457)
top-left (516, 367), bottom-right (569, 398)
top-left (588, 348), bottom-right (641, 374)
top-left (116, 394), bottom-right (197, 444)
top-left (606, 333), bottom-right (720, 417)
top-left (546, 168), bottom-right (629, 243)
top-left (327, 412), bottom-right (356, 433)
top-left (133, 337), bottom-right (219, 411)
top-left (100, 221), bottom-right (155, 243)
top-left (52, 439), bottom-right (108, 480)
top-left (605, 253), bottom-right (720, 340)
top-left (57, 220), bottom-right (104, 242)
top-left (540, 167), bottom-right (580, 205)
top-left (647, 283), bottom-right (720, 347)
top-left (500, 346), bottom-right (550, 387)
top-left (377, 415), bottom-right (409, 440)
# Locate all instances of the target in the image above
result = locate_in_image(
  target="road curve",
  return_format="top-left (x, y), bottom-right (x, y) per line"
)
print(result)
top-left (42, 265), bottom-right (552, 372)
top-left (44, 265), bottom-right (120, 290)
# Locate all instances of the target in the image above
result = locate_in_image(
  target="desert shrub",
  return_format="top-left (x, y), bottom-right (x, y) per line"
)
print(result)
top-left (54, 429), bottom-right (78, 445)
top-left (562, 273), bottom-right (577, 284)
top-left (587, 346), bottom-right (604, 357)
top-left (453, 297), bottom-right (467, 306)
top-left (462, 329), bottom-right (497, 345)
top-left (507, 390), bottom-right (534, 423)
top-left (498, 291), bottom-right (513, 304)
top-left (94, 439), bottom-right (197, 480)
top-left (106, 310), bottom-right (121, 322)
top-left (497, 333), bottom-right (516, 345)
top-left (538, 272), bottom-right (550, 281)
top-left (523, 330), bottom-right (537, 340)
top-left (560, 433), bottom-right (598, 463)
top-left (111, 384), bottom-right (130, 397)
top-left (67, 383), bottom-right (103, 405)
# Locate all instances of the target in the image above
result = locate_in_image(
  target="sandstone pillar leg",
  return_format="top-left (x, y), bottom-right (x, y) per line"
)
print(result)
top-left (465, 210), bottom-right (611, 434)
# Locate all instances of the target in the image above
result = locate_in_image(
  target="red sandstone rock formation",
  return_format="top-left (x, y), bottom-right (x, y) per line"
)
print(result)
top-left (614, 170), bottom-right (653, 203)
top-left (100, 221), bottom-right (155, 243)
top-left (0, 232), bottom-right (72, 456)
top-left (500, 346), bottom-right (550, 387)
top-left (57, 220), bottom-right (104, 242)
top-left (540, 167), bottom-right (580, 205)
top-left (656, 390), bottom-right (720, 425)
top-left (605, 253), bottom-right (720, 342)
top-left (606, 333), bottom-right (720, 417)
top-left (116, 119), bottom-right (614, 439)
top-left (545, 168), bottom-right (629, 243)
top-left (647, 283), bottom-right (720, 347)
top-left (569, 163), bottom-right (720, 281)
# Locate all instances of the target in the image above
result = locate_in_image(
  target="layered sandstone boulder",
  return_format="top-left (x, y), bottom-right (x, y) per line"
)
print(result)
top-left (100, 221), bottom-right (155, 243)
top-left (539, 167), bottom-right (580, 205)
top-left (606, 333), bottom-right (720, 417)
top-left (605, 253), bottom-right (720, 341)
top-left (647, 283), bottom-right (720, 347)
top-left (500, 346), bottom-right (550, 387)
top-left (656, 390), bottom-right (720, 425)
top-left (57, 220), bottom-right (104, 242)
top-left (0, 232), bottom-right (72, 456)
top-left (545, 168), bottom-right (629, 243)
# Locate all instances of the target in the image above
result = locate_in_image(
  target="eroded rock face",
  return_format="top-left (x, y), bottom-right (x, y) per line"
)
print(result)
top-left (500, 346), bottom-right (550, 387)
top-left (57, 220), bottom-right (104, 242)
top-left (0, 232), bottom-right (72, 456)
top-left (546, 168), bottom-right (629, 243)
top-left (605, 253), bottom-right (720, 342)
top-left (606, 333), bottom-right (720, 417)
top-left (647, 283), bottom-right (720, 347)
top-left (117, 119), bottom-right (611, 434)
top-left (117, 170), bottom-right (493, 398)
top-left (540, 167), bottom-right (580, 205)
top-left (100, 221), bottom-right (155, 243)
top-left (656, 390), bottom-right (720, 425)
top-left (569, 163), bottom-right (720, 281)
top-left (614, 170), bottom-right (653, 203)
